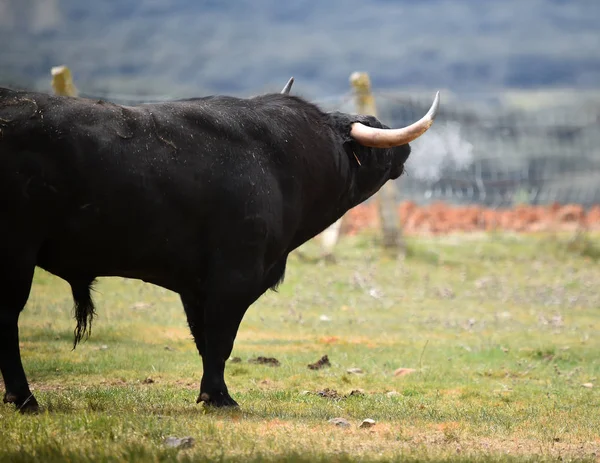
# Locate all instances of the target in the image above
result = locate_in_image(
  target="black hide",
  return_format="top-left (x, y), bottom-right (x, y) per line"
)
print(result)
top-left (0, 88), bottom-right (411, 410)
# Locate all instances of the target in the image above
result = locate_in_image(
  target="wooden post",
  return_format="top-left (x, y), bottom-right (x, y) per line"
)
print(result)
top-left (320, 216), bottom-right (343, 263)
top-left (349, 72), bottom-right (404, 252)
top-left (51, 65), bottom-right (78, 97)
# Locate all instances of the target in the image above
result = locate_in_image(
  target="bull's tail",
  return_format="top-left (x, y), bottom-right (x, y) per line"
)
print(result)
top-left (70, 279), bottom-right (97, 349)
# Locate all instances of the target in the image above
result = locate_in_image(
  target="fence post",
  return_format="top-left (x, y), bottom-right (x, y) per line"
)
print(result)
top-left (349, 72), bottom-right (404, 252)
top-left (319, 216), bottom-right (344, 262)
top-left (51, 65), bottom-right (78, 97)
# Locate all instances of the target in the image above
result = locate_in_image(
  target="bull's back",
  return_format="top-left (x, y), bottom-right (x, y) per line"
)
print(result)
top-left (0, 90), bottom-right (198, 278)
top-left (0, 88), bottom-right (179, 204)
top-left (0, 89), bottom-right (275, 286)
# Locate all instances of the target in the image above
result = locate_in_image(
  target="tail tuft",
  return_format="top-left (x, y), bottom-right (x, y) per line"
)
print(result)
top-left (71, 279), bottom-right (97, 349)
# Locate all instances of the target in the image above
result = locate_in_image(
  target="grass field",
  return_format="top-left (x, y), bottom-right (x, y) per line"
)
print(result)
top-left (1, 232), bottom-right (599, 462)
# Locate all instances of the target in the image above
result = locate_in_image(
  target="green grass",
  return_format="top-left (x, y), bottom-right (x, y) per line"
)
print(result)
top-left (1, 232), bottom-right (600, 462)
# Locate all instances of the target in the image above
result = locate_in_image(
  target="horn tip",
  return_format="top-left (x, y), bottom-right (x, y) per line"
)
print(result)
top-left (281, 77), bottom-right (295, 94)
top-left (429, 91), bottom-right (441, 120)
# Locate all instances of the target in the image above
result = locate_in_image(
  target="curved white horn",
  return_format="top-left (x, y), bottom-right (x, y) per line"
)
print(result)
top-left (350, 91), bottom-right (440, 148)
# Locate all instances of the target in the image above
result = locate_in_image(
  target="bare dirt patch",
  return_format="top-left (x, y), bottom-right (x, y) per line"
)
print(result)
top-left (342, 200), bottom-right (600, 236)
top-left (308, 355), bottom-right (331, 370)
top-left (249, 356), bottom-right (281, 367)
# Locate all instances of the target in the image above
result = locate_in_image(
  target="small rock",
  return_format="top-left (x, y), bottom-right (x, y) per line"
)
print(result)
top-left (359, 418), bottom-right (376, 429)
top-left (347, 368), bottom-right (364, 375)
top-left (582, 383), bottom-right (594, 389)
top-left (394, 368), bottom-right (416, 377)
top-left (164, 346), bottom-right (174, 351)
top-left (368, 288), bottom-right (383, 299)
top-left (163, 436), bottom-right (195, 449)
top-left (328, 417), bottom-right (351, 428)
top-left (249, 356), bottom-right (280, 367)
top-left (319, 315), bottom-right (332, 322)
top-left (229, 357), bottom-right (242, 363)
top-left (317, 388), bottom-right (342, 400)
top-left (300, 390), bottom-right (312, 396)
top-left (98, 345), bottom-right (108, 351)
top-left (386, 391), bottom-right (400, 398)
top-left (348, 389), bottom-right (365, 397)
top-left (308, 355), bottom-right (331, 370)
top-left (142, 377), bottom-right (155, 384)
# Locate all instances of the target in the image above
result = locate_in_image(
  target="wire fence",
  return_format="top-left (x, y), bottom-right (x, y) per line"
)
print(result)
top-left (57, 88), bottom-right (600, 210)
top-left (321, 91), bottom-right (600, 209)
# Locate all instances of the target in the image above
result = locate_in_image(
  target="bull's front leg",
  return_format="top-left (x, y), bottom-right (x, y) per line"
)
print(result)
top-left (184, 257), bottom-right (268, 408)
top-left (197, 296), bottom-right (248, 408)
top-left (181, 293), bottom-right (206, 358)
top-left (183, 220), bottom-right (287, 408)
top-left (198, 256), bottom-right (290, 407)
top-left (182, 291), bottom-right (241, 406)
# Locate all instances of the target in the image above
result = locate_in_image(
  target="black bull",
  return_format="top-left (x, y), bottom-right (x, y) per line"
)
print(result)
top-left (0, 85), bottom-right (439, 412)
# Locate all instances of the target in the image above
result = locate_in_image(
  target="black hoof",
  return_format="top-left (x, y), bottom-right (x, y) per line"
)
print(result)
top-left (4, 392), bottom-right (40, 414)
top-left (197, 391), bottom-right (239, 408)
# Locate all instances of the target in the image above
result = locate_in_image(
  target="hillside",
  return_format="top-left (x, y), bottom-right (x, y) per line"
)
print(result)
top-left (1, 0), bottom-right (598, 99)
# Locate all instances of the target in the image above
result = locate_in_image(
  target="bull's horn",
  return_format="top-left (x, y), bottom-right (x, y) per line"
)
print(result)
top-left (350, 91), bottom-right (440, 148)
top-left (281, 77), bottom-right (294, 94)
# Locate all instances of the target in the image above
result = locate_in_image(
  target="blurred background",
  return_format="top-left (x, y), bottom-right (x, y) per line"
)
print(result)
top-left (1, 0), bottom-right (599, 215)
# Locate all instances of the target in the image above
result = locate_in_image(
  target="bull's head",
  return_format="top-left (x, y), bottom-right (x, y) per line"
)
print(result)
top-left (330, 92), bottom-right (440, 204)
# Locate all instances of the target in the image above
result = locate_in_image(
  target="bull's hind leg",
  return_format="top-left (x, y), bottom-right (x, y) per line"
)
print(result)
top-left (0, 254), bottom-right (38, 413)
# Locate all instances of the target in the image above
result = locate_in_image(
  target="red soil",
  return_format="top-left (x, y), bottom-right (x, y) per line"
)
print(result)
top-left (341, 201), bottom-right (600, 236)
